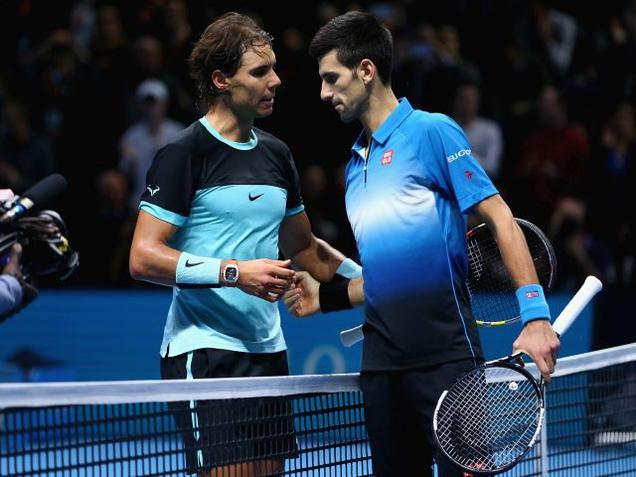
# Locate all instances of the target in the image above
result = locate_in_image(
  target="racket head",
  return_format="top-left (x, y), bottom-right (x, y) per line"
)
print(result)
top-left (433, 361), bottom-right (544, 474)
top-left (466, 218), bottom-right (557, 327)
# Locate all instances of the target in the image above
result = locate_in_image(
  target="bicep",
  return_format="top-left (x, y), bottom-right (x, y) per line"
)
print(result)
top-left (132, 210), bottom-right (179, 249)
top-left (129, 211), bottom-right (182, 284)
top-left (473, 194), bottom-right (513, 227)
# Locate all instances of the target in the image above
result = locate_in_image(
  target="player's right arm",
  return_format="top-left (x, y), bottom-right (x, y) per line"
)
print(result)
top-left (129, 211), bottom-right (295, 301)
top-left (129, 210), bottom-right (182, 287)
top-left (284, 271), bottom-right (365, 317)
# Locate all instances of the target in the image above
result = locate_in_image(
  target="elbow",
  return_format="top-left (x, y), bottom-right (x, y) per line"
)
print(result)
top-left (129, 247), bottom-right (149, 281)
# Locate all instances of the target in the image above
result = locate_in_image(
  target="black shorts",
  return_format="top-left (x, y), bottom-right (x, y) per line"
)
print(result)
top-left (360, 359), bottom-right (482, 477)
top-left (161, 348), bottom-right (297, 474)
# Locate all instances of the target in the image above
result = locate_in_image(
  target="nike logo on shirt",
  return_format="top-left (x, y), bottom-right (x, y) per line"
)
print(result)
top-left (249, 193), bottom-right (264, 201)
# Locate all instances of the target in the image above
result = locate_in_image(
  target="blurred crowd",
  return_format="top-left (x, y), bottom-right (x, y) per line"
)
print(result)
top-left (0, 0), bottom-right (634, 296)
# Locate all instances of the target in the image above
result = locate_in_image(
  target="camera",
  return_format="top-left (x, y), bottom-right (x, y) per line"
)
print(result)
top-left (0, 206), bottom-right (79, 282)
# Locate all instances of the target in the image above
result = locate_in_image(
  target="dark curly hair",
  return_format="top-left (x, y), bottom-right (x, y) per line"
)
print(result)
top-left (189, 12), bottom-right (273, 108)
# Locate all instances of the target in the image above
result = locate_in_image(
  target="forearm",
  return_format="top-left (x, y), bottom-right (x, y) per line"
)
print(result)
top-left (347, 277), bottom-right (365, 306)
top-left (488, 217), bottom-right (539, 287)
top-left (292, 237), bottom-right (352, 282)
top-left (129, 240), bottom-right (182, 286)
top-left (476, 195), bottom-right (550, 325)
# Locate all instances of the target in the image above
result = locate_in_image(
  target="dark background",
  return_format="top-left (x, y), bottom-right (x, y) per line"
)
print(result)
top-left (0, 0), bottom-right (633, 350)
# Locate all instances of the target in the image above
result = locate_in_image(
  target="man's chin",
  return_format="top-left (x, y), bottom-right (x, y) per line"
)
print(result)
top-left (339, 112), bottom-right (356, 123)
top-left (255, 108), bottom-right (274, 119)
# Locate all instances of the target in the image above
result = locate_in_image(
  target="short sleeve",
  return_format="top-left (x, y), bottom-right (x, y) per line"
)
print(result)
top-left (138, 141), bottom-right (197, 226)
top-left (284, 148), bottom-right (304, 217)
top-left (426, 114), bottom-right (498, 213)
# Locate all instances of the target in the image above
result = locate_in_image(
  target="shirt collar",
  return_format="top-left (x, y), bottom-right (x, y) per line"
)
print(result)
top-left (351, 98), bottom-right (414, 157)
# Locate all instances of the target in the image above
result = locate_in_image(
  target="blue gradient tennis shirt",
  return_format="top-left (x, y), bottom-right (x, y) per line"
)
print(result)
top-left (345, 99), bottom-right (498, 371)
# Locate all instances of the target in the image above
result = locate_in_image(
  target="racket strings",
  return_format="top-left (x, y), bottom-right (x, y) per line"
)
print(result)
top-left (466, 221), bottom-right (555, 326)
top-left (435, 366), bottom-right (542, 471)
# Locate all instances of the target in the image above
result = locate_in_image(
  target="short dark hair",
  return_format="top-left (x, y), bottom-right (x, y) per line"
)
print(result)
top-left (309, 11), bottom-right (393, 85)
top-left (189, 12), bottom-right (273, 107)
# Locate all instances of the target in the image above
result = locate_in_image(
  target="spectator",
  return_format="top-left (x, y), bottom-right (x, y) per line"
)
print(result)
top-left (131, 35), bottom-right (193, 123)
top-left (587, 102), bottom-right (635, 286)
top-left (452, 83), bottom-right (503, 180)
top-left (512, 85), bottom-right (590, 230)
top-left (0, 99), bottom-right (56, 191)
top-left (119, 79), bottom-right (184, 209)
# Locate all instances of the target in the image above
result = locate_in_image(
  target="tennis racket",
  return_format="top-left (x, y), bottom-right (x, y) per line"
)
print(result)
top-left (467, 218), bottom-right (556, 327)
top-left (339, 218), bottom-right (556, 347)
top-left (432, 275), bottom-right (602, 475)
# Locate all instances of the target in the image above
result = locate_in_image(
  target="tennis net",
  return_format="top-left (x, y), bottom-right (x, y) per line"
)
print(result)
top-left (1, 343), bottom-right (636, 476)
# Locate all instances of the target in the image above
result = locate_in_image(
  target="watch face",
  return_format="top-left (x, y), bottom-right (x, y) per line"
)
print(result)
top-left (224, 265), bottom-right (238, 283)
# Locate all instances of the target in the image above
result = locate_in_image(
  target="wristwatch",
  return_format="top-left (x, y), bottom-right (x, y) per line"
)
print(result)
top-left (222, 260), bottom-right (239, 286)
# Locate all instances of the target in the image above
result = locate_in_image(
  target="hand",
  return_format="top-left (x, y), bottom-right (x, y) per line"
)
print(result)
top-left (17, 215), bottom-right (60, 235)
top-left (236, 259), bottom-right (295, 302)
top-left (512, 320), bottom-right (560, 383)
top-left (283, 271), bottom-right (320, 318)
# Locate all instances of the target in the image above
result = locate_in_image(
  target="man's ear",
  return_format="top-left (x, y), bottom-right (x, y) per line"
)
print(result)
top-left (358, 59), bottom-right (375, 85)
top-left (211, 70), bottom-right (231, 92)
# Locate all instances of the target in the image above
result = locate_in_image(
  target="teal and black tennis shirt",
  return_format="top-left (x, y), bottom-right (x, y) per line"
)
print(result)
top-left (345, 99), bottom-right (498, 371)
top-left (139, 117), bottom-right (304, 357)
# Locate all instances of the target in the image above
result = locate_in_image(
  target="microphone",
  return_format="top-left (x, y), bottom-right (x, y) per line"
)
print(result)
top-left (0, 174), bottom-right (68, 224)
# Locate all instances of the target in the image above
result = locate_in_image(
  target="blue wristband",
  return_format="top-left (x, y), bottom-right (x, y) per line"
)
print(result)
top-left (516, 284), bottom-right (551, 325)
top-left (336, 258), bottom-right (362, 279)
top-left (175, 252), bottom-right (222, 286)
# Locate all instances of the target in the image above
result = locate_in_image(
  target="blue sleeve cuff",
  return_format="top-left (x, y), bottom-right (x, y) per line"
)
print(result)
top-left (139, 201), bottom-right (188, 227)
top-left (516, 284), bottom-right (551, 325)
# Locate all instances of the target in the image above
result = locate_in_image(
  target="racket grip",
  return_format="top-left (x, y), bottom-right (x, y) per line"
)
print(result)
top-left (552, 276), bottom-right (603, 337)
top-left (340, 324), bottom-right (364, 347)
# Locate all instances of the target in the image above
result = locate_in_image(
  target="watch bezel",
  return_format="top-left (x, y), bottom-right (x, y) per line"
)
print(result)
top-left (223, 263), bottom-right (239, 286)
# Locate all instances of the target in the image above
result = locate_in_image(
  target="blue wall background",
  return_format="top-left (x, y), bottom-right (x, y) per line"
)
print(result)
top-left (0, 290), bottom-right (594, 382)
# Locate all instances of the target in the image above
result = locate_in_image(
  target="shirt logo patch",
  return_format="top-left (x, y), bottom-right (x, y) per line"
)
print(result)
top-left (526, 290), bottom-right (539, 299)
top-left (447, 148), bottom-right (472, 163)
top-left (146, 185), bottom-right (160, 196)
top-left (464, 170), bottom-right (473, 180)
top-left (381, 149), bottom-right (393, 166)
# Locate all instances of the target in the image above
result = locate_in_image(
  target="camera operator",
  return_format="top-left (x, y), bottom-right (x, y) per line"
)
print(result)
top-left (0, 242), bottom-right (37, 322)
top-left (0, 185), bottom-right (77, 323)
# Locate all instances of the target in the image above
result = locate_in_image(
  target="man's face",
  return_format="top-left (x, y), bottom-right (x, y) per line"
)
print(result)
top-left (317, 50), bottom-right (367, 123)
top-left (226, 44), bottom-right (281, 119)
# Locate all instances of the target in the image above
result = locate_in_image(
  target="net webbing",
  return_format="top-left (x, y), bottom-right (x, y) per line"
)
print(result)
top-left (2, 344), bottom-right (636, 476)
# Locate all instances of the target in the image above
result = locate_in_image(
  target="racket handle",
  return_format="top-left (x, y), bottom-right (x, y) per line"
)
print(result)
top-left (340, 324), bottom-right (364, 347)
top-left (552, 276), bottom-right (603, 337)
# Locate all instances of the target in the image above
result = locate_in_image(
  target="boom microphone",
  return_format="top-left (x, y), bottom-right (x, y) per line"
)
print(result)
top-left (0, 174), bottom-right (68, 224)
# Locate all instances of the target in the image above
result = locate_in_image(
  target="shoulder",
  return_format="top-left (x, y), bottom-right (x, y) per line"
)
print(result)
top-left (253, 127), bottom-right (292, 156)
top-left (405, 110), bottom-right (462, 134)
top-left (406, 110), bottom-right (467, 145)
top-left (157, 121), bottom-right (203, 157)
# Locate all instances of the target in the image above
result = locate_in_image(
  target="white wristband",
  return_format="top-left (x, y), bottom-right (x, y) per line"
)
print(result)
top-left (336, 258), bottom-right (362, 279)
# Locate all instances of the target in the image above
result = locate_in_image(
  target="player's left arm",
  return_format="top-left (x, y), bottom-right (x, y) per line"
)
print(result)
top-left (474, 194), bottom-right (560, 382)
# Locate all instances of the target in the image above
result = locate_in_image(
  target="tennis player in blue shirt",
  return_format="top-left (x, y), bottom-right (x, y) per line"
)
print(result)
top-left (285, 11), bottom-right (560, 477)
